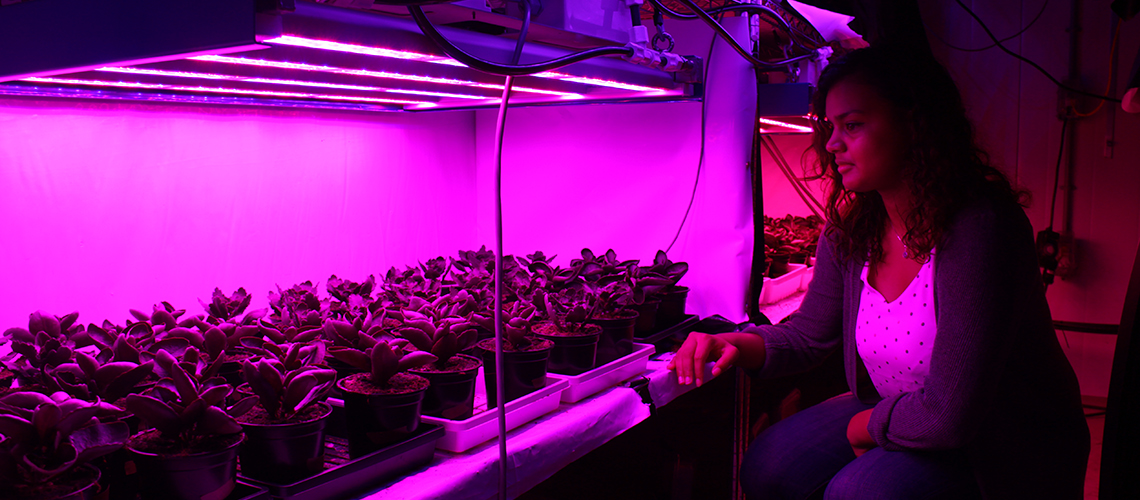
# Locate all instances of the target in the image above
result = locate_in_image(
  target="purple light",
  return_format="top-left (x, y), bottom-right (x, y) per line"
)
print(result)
top-left (262, 35), bottom-right (675, 94)
top-left (95, 66), bottom-right (489, 100)
top-left (188, 55), bottom-right (583, 99)
top-left (758, 117), bottom-right (813, 133)
top-left (21, 77), bottom-right (432, 107)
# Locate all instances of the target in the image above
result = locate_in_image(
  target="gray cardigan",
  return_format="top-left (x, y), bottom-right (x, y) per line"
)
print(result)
top-left (745, 196), bottom-right (1090, 498)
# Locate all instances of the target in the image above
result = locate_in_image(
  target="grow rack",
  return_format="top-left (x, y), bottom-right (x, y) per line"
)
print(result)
top-left (0, 0), bottom-right (697, 112)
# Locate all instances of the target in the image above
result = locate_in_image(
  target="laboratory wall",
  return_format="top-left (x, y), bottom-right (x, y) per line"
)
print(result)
top-left (0, 98), bottom-right (479, 328)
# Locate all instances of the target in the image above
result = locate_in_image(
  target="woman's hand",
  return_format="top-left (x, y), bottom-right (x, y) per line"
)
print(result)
top-left (667, 331), bottom-right (739, 387)
top-left (846, 409), bottom-right (877, 458)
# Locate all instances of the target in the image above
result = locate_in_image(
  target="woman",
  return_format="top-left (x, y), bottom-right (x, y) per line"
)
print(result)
top-left (669, 46), bottom-right (1089, 499)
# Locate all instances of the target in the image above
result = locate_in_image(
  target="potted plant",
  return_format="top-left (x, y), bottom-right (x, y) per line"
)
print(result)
top-left (237, 343), bottom-right (336, 483)
top-left (122, 348), bottom-right (258, 500)
top-left (268, 282), bottom-right (326, 331)
top-left (397, 312), bottom-right (482, 420)
top-left (49, 353), bottom-right (155, 410)
top-left (326, 275), bottom-right (376, 322)
top-left (644, 250), bottom-right (691, 329)
top-left (4, 311), bottom-right (77, 390)
top-left (471, 301), bottom-right (553, 408)
top-left (626, 263), bottom-right (676, 337)
top-left (531, 289), bottom-right (602, 375)
top-left (0, 391), bottom-right (130, 500)
top-left (321, 311), bottom-right (394, 382)
top-left (328, 339), bottom-right (436, 457)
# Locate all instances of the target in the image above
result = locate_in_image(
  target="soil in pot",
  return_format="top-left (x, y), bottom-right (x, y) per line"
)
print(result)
top-left (409, 355), bottom-right (481, 420)
top-left (337, 372), bottom-right (428, 459)
top-left (768, 253), bottom-right (791, 278)
top-left (475, 337), bottom-right (553, 408)
top-left (532, 323), bottom-right (601, 376)
top-left (237, 401), bottom-right (333, 483)
top-left (655, 286), bottom-right (690, 330)
top-left (590, 310), bottom-right (639, 366)
top-left (126, 430), bottom-right (244, 500)
top-left (633, 300), bottom-right (662, 338)
top-left (3, 463), bottom-right (100, 500)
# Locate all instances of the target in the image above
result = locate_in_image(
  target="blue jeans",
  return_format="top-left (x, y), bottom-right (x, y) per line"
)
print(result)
top-left (740, 393), bottom-right (983, 500)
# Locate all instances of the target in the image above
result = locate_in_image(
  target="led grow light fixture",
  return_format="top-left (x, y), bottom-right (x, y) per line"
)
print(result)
top-left (758, 116), bottom-right (813, 134)
top-left (95, 66), bottom-right (491, 100)
top-left (22, 77), bottom-right (432, 107)
top-left (186, 55), bottom-right (583, 98)
top-left (261, 35), bottom-right (675, 94)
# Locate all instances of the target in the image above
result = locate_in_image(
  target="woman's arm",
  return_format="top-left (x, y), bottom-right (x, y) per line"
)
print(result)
top-left (669, 228), bottom-right (847, 384)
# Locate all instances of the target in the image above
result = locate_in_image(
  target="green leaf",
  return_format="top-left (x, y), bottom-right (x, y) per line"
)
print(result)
top-left (369, 343), bottom-right (399, 386)
top-left (242, 359), bottom-right (280, 418)
top-left (71, 421), bottom-right (129, 464)
top-left (124, 394), bottom-right (184, 437)
top-left (197, 406), bottom-right (242, 436)
top-left (168, 362), bottom-right (199, 404)
top-left (282, 373), bottom-right (318, 414)
top-left (329, 348), bottom-right (370, 371)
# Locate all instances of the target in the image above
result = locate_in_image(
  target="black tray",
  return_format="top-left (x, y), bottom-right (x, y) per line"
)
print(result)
top-left (238, 424), bottom-right (443, 500)
top-left (633, 314), bottom-right (701, 354)
top-left (229, 481), bottom-right (271, 500)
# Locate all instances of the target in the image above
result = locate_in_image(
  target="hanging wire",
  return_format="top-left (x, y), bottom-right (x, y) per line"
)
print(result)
top-left (1073, 18), bottom-right (1122, 117)
top-left (953, 0), bottom-right (1121, 103)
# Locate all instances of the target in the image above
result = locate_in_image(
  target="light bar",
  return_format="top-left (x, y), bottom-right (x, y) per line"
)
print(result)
top-left (188, 55), bottom-right (582, 99)
top-left (22, 77), bottom-right (431, 107)
top-left (758, 117), bottom-right (813, 134)
top-left (261, 35), bottom-right (674, 94)
top-left (95, 66), bottom-right (489, 100)
top-left (266, 35), bottom-right (440, 62)
top-left (532, 71), bottom-right (666, 93)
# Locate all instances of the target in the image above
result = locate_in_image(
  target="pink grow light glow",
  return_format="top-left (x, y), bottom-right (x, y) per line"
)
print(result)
top-left (262, 35), bottom-right (674, 94)
top-left (21, 77), bottom-right (431, 106)
top-left (95, 66), bottom-right (488, 100)
top-left (187, 55), bottom-right (582, 99)
top-left (758, 117), bottom-right (813, 133)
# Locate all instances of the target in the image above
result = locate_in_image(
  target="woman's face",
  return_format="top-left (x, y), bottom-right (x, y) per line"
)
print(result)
top-left (823, 77), bottom-right (911, 194)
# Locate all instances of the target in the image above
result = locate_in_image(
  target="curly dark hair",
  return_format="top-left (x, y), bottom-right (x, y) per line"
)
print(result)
top-left (807, 46), bottom-right (1028, 265)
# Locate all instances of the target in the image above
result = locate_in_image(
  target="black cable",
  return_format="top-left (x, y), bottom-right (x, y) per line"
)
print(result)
top-left (1048, 118), bottom-right (1068, 230)
top-left (510, 0), bottom-right (532, 67)
top-left (926, 0), bottom-right (1047, 52)
top-left (648, 0), bottom-right (818, 49)
top-left (954, 0), bottom-right (1121, 103)
top-left (408, 5), bottom-right (633, 76)
top-left (671, 0), bottom-right (816, 69)
top-left (666, 12), bottom-right (720, 254)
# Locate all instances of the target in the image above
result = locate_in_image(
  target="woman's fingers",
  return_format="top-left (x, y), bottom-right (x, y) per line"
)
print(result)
top-left (710, 342), bottom-right (738, 379)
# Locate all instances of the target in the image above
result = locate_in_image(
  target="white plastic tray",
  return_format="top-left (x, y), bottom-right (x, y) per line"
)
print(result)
top-left (421, 372), bottom-right (569, 453)
top-left (759, 263), bottom-right (808, 304)
top-left (558, 343), bottom-right (654, 404)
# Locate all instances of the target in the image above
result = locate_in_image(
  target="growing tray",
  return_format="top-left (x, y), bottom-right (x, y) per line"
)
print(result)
top-left (633, 314), bottom-right (700, 354)
top-left (228, 481), bottom-right (271, 500)
top-left (558, 342), bottom-right (655, 404)
top-left (759, 263), bottom-right (809, 304)
top-left (239, 422), bottom-right (443, 500)
top-left (421, 373), bottom-right (569, 453)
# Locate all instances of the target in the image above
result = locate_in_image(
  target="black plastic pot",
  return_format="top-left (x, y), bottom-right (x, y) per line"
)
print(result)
top-left (768, 252), bottom-right (791, 277)
top-left (409, 355), bottom-right (481, 420)
top-left (590, 312), bottom-right (638, 366)
top-left (533, 324), bottom-right (601, 376)
top-left (126, 431), bottom-right (244, 500)
top-left (476, 338), bottom-right (552, 408)
top-left (656, 286), bottom-right (690, 330)
top-left (633, 299), bottom-right (661, 338)
top-left (94, 447), bottom-right (137, 500)
top-left (337, 373), bottom-right (428, 459)
top-left (238, 402), bottom-right (333, 483)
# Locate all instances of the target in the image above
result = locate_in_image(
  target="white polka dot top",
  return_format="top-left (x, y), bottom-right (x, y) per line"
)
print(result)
top-left (855, 253), bottom-right (937, 399)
